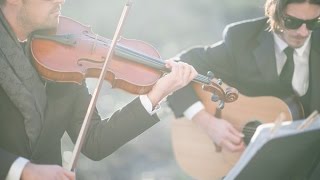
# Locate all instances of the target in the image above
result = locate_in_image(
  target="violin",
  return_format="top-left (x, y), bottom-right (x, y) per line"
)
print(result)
top-left (30, 16), bottom-right (238, 107)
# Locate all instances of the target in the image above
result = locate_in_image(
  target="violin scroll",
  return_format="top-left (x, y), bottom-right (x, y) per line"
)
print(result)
top-left (201, 71), bottom-right (239, 109)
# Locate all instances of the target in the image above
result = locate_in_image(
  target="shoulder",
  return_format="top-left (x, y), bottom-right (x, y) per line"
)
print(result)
top-left (222, 17), bottom-right (268, 41)
top-left (312, 29), bottom-right (320, 39)
top-left (225, 17), bottom-right (268, 31)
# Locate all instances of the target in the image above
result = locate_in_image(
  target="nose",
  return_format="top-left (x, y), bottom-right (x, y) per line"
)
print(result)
top-left (296, 23), bottom-right (310, 37)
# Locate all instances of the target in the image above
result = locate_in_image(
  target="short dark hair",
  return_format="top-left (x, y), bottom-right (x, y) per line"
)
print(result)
top-left (265, 0), bottom-right (320, 32)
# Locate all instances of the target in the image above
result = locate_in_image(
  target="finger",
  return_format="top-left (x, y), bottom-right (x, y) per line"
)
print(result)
top-left (226, 130), bottom-right (244, 145)
top-left (168, 61), bottom-right (179, 77)
top-left (52, 168), bottom-right (70, 180)
top-left (183, 63), bottom-right (192, 78)
top-left (190, 66), bottom-right (198, 79)
top-left (229, 126), bottom-right (245, 138)
top-left (187, 65), bottom-right (197, 82)
top-left (177, 62), bottom-right (185, 79)
top-left (61, 175), bottom-right (72, 180)
top-left (63, 170), bottom-right (75, 180)
top-left (164, 59), bottom-right (176, 69)
top-left (180, 62), bottom-right (193, 84)
top-left (221, 139), bottom-right (245, 152)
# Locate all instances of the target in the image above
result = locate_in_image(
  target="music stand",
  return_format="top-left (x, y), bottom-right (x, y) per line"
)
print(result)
top-left (224, 115), bottom-right (320, 180)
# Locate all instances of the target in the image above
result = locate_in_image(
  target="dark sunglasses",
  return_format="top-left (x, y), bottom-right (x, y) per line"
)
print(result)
top-left (282, 15), bottom-right (320, 30)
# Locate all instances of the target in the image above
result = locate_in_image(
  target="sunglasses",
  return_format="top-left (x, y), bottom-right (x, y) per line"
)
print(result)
top-left (282, 15), bottom-right (320, 30)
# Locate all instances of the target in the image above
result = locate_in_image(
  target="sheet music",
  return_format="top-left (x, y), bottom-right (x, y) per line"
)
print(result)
top-left (224, 116), bottom-right (320, 180)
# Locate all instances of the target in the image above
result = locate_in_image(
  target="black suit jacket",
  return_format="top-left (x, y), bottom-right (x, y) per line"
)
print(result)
top-left (0, 81), bottom-right (159, 179)
top-left (168, 17), bottom-right (320, 117)
top-left (167, 17), bottom-right (320, 179)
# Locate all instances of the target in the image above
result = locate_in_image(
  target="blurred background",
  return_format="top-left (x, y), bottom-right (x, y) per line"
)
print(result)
top-left (60, 0), bottom-right (264, 179)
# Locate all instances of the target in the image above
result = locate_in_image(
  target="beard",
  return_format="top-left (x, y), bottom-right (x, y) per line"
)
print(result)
top-left (17, 5), bottom-right (60, 35)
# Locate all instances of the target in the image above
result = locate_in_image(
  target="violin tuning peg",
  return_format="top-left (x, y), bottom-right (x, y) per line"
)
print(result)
top-left (206, 71), bottom-right (215, 80)
top-left (211, 93), bottom-right (220, 102)
top-left (218, 101), bottom-right (225, 109)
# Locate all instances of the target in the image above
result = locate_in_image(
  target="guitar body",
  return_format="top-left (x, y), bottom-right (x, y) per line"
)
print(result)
top-left (171, 84), bottom-right (304, 180)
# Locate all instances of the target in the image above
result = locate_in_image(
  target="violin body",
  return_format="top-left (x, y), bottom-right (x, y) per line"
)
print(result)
top-left (31, 16), bottom-right (163, 94)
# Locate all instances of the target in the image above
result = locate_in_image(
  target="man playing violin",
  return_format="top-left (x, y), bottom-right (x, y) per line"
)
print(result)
top-left (0, 0), bottom-right (198, 179)
top-left (168, 0), bottom-right (320, 178)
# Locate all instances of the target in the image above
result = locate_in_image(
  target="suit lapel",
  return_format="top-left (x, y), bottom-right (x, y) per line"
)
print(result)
top-left (253, 29), bottom-right (279, 82)
top-left (309, 30), bottom-right (320, 112)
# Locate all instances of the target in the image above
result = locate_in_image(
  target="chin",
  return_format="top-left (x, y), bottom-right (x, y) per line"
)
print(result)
top-left (43, 18), bottom-right (59, 29)
top-left (288, 39), bottom-right (306, 48)
top-left (290, 44), bottom-right (303, 49)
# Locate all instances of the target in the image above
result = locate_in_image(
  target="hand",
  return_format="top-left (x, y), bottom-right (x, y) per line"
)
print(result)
top-left (193, 110), bottom-right (245, 152)
top-left (147, 59), bottom-right (197, 107)
top-left (21, 163), bottom-right (75, 180)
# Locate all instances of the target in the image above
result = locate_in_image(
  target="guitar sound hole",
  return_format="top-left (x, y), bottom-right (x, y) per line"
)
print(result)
top-left (242, 120), bottom-right (262, 145)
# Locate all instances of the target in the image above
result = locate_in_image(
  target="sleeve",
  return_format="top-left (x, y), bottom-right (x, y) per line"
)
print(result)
top-left (139, 95), bottom-right (161, 115)
top-left (65, 84), bottom-right (160, 161)
top-left (0, 149), bottom-right (20, 180)
top-left (167, 30), bottom-right (237, 118)
top-left (183, 101), bottom-right (205, 120)
top-left (5, 157), bottom-right (29, 180)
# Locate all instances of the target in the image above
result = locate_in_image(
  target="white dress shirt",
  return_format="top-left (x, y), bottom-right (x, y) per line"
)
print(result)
top-left (183, 32), bottom-right (311, 120)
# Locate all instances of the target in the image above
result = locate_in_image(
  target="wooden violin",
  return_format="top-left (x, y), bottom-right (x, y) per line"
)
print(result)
top-left (30, 16), bottom-right (238, 106)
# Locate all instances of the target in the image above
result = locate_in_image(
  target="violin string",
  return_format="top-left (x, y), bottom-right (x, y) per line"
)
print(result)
top-left (121, 46), bottom-right (211, 84)
top-left (86, 34), bottom-right (212, 85)
top-left (118, 46), bottom-right (211, 83)
top-left (87, 34), bottom-right (165, 67)
top-left (103, 38), bottom-right (210, 83)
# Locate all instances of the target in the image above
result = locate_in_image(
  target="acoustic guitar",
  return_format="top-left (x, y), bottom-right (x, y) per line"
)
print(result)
top-left (171, 83), bottom-right (304, 180)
